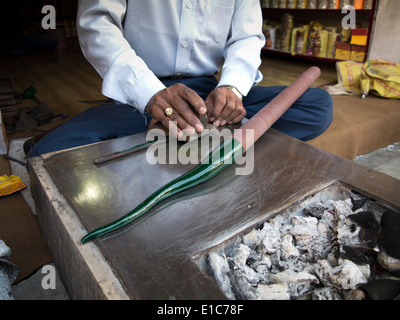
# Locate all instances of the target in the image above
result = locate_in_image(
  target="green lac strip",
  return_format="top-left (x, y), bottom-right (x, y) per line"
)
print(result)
top-left (81, 137), bottom-right (243, 243)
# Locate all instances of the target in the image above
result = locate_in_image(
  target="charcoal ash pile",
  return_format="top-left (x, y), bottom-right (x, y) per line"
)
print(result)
top-left (200, 185), bottom-right (400, 300)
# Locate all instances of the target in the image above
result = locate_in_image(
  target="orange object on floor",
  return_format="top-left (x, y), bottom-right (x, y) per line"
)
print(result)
top-left (0, 174), bottom-right (25, 197)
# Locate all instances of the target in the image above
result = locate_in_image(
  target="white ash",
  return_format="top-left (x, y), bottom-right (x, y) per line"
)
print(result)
top-left (201, 185), bottom-right (400, 300)
top-left (315, 259), bottom-right (367, 290)
top-left (207, 252), bottom-right (236, 300)
top-left (257, 283), bottom-right (290, 300)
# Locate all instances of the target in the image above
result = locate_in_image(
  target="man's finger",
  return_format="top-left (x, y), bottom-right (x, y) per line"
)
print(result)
top-left (146, 84), bottom-right (206, 133)
top-left (228, 103), bottom-right (247, 124)
top-left (167, 107), bottom-right (197, 135)
top-left (178, 84), bottom-right (207, 116)
top-left (215, 95), bottom-right (236, 125)
top-left (206, 91), bottom-right (225, 122)
top-left (169, 96), bottom-right (204, 132)
top-left (161, 117), bottom-right (183, 139)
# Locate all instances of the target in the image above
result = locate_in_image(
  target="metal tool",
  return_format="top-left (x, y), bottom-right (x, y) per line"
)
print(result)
top-left (3, 154), bottom-right (26, 166)
top-left (93, 113), bottom-right (215, 165)
top-left (93, 139), bottom-right (166, 165)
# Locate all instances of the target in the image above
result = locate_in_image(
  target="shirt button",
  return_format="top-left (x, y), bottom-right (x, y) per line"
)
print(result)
top-left (182, 41), bottom-right (188, 48)
top-left (187, 2), bottom-right (192, 9)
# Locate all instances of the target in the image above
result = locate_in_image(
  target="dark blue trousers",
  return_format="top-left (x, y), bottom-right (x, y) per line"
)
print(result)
top-left (28, 76), bottom-right (333, 157)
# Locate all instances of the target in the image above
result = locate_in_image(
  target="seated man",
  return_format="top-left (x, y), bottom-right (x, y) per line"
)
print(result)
top-left (28, 0), bottom-right (333, 158)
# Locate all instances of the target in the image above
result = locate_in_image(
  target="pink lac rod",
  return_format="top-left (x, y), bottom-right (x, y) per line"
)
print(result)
top-left (234, 66), bottom-right (321, 152)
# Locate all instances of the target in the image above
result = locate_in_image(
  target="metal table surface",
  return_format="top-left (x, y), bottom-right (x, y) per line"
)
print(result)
top-left (31, 129), bottom-right (400, 299)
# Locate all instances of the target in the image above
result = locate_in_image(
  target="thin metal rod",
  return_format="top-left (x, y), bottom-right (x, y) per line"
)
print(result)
top-left (3, 154), bottom-right (27, 166)
top-left (93, 139), bottom-right (166, 165)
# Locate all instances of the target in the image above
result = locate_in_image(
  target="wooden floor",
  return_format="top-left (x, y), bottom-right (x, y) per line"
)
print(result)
top-left (258, 55), bottom-right (337, 88)
top-left (0, 41), bottom-right (338, 118)
top-left (1, 42), bottom-right (105, 117)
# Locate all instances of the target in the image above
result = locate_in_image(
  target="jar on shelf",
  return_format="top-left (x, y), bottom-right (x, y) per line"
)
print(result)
top-left (363, 0), bottom-right (373, 9)
top-left (341, 0), bottom-right (355, 7)
top-left (308, 0), bottom-right (318, 9)
top-left (297, 0), bottom-right (308, 9)
top-left (278, 0), bottom-right (287, 8)
top-left (318, 0), bottom-right (329, 9)
top-left (261, 0), bottom-right (271, 8)
top-left (286, 0), bottom-right (297, 9)
top-left (270, 0), bottom-right (279, 9)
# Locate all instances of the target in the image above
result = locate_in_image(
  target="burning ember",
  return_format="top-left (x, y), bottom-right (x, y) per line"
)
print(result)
top-left (197, 184), bottom-right (400, 300)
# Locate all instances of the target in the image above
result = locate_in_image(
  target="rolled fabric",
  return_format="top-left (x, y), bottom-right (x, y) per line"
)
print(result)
top-left (81, 66), bottom-right (321, 243)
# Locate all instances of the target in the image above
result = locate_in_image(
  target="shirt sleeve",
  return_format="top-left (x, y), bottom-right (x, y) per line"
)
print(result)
top-left (217, 0), bottom-right (266, 97)
top-left (76, 0), bottom-right (165, 113)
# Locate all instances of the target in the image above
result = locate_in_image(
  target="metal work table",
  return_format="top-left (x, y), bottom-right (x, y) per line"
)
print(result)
top-left (28, 129), bottom-right (400, 299)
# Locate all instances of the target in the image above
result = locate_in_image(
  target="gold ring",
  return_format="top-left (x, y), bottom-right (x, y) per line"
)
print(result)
top-left (165, 107), bottom-right (173, 118)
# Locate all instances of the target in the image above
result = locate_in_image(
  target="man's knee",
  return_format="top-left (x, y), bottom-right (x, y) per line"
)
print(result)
top-left (314, 88), bottom-right (333, 130)
top-left (304, 88), bottom-right (333, 140)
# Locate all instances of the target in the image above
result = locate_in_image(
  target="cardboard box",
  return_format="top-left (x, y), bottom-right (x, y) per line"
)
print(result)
top-left (351, 28), bottom-right (368, 46)
top-left (351, 45), bottom-right (367, 62)
top-left (335, 42), bottom-right (351, 60)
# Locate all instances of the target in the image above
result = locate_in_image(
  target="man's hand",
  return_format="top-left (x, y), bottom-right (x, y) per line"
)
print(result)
top-left (145, 83), bottom-right (207, 138)
top-left (205, 87), bottom-right (246, 126)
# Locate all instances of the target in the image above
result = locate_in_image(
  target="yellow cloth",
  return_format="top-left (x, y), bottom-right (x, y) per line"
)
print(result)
top-left (360, 59), bottom-right (400, 99)
top-left (336, 60), bottom-right (364, 94)
top-left (336, 59), bottom-right (400, 99)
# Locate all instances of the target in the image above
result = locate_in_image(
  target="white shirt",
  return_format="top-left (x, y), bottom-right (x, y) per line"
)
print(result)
top-left (77, 0), bottom-right (265, 113)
